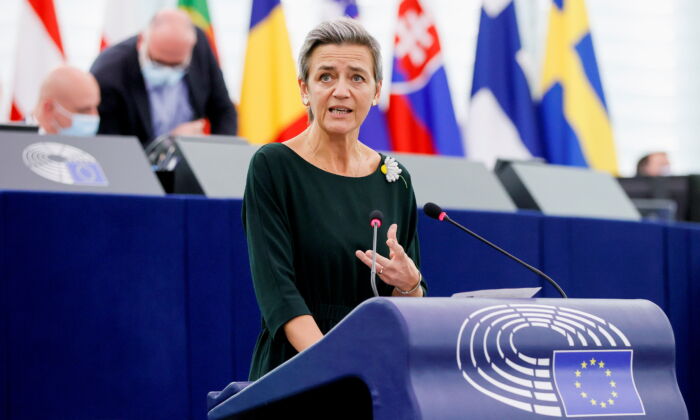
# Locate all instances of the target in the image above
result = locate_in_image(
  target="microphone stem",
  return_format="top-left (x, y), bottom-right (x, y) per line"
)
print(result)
top-left (370, 224), bottom-right (379, 297)
top-left (444, 216), bottom-right (567, 299)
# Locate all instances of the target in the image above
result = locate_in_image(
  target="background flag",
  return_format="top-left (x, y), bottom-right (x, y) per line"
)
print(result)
top-left (466, 0), bottom-right (543, 168)
top-left (539, 0), bottom-right (617, 173)
top-left (178, 0), bottom-right (219, 61)
top-left (321, 0), bottom-right (359, 20)
top-left (387, 0), bottom-right (463, 156)
top-left (239, 0), bottom-right (306, 144)
top-left (322, 0), bottom-right (392, 151)
top-left (100, 0), bottom-right (142, 50)
top-left (9, 0), bottom-right (65, 121)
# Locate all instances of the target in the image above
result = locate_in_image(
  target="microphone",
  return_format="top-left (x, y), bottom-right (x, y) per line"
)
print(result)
top-left (423, 202), bottom-right (567, 298)
top-left (368, 210), bottom-right (383, 297)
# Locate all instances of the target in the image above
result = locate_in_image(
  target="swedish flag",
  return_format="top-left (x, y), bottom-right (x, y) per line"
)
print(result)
top-left (539, 0), bottom-right (618, 174)
top-left (553, 350), bottom-right (645, 416)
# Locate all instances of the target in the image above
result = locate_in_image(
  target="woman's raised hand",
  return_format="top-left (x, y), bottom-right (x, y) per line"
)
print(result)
top-left (355, 223), bottom-right (422, 296)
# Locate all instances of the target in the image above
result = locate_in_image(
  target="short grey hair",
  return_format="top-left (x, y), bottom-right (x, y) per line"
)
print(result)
top-left (298, 18), bottom-right (383, 84)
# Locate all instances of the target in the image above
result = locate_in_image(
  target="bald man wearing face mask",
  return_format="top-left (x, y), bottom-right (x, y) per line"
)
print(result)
top-left (33, 65), bottom-right (101, 137)
top-left (90, 8), bottom-right (237, 146)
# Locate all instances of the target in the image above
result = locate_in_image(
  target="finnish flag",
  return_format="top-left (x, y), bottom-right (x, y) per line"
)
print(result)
top-left (465, 0), bottom-right (544, 168)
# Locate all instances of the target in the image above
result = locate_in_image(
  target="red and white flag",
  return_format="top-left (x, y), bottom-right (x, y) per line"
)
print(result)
top-left (9, 0), bottom-right (65, 121)
top-left (100, 0), bottom-right (143, 50)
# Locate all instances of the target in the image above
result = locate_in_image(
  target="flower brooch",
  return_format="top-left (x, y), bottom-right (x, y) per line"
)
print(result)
top-left (381, 156), bottom-right (407, 188)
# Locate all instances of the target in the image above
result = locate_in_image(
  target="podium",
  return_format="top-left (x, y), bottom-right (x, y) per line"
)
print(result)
top-left (208, 298), bottom-right (687, 419)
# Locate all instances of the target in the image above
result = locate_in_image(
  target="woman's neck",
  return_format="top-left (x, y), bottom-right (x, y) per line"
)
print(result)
top-left (289, 125), bottom-right (369, 176)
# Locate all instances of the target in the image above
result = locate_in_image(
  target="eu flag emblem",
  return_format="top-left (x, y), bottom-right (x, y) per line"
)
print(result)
top-left (66, 162), bottom-right (108, 186)
top-left (553, 350), bottom-right (645, 416)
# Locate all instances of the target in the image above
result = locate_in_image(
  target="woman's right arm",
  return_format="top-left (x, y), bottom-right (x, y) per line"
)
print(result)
top-left (244, 149), bottom-right (317, 348)
top-left (283, 315), bottom-right (324, 352)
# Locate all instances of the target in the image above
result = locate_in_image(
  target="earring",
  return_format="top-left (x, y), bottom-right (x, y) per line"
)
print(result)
top-left (303, 96), bottom-right (309, 106)
top-left (372, 99), bottom-right (377, 106)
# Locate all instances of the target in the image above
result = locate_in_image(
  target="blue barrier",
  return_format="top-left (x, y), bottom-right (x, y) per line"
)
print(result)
top-left (0, 191), bottom-right (697, 419)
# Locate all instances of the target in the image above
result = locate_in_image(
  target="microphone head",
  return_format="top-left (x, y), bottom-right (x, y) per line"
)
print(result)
top-left (369, 209), bottom-right (383, 227)
top-left (423, 202), bottom-right (447, 221)
top-left (423, 202), bottom-right (443, 219)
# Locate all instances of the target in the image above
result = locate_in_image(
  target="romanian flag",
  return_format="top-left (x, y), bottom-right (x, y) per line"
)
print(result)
top-left (178, 0), bottom-right (219, 60)
top-left (239, 0), bottom-right (306, 144)
top-left (539, 0), bottom-right (617, 173)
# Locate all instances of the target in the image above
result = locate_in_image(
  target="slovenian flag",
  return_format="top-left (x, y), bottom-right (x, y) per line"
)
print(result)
top-left (239, 0), bottom-right (307, 144)
top-left (386, 0), bottom-right (464, 156)
top-left (539, 0), bottom-right (617, 173)
top-left (465, 0), bottom-right (543, 168)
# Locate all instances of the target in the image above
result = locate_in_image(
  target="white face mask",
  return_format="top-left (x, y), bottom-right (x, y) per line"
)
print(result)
top-left (139, 44), bottom-right (188, 87)
top-left (54, 102), bottom-right (100, 137)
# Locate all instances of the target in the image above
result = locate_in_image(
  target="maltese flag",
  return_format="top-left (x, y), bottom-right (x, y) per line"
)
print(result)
top-left (465, 0), bottom-right (544, 168)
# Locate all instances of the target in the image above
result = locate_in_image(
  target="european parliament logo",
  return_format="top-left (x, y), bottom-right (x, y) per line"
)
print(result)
top-left (22, 142), bottom-right (109, 186)
top-left (456, 304), bottom-right (645, 417)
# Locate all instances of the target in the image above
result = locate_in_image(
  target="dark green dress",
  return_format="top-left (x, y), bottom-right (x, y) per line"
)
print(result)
top-left (243, 143), bottom-right (425, 380)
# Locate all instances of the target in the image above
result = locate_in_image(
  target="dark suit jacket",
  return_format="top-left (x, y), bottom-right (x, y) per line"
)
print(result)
top-left (90, 28), bottom-right (237, 146)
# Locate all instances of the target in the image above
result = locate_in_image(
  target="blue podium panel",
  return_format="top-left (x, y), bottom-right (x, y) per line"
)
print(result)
top-left (184, 198), bottom-right (259, 419)
top-left (208, 298), bottom-right (687, 420)
top-left (0, 191), bottom-right (190, 419)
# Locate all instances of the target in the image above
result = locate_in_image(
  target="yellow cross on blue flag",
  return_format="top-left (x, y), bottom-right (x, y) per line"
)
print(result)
top-left (539, 0), bottom-right (618, 174)
top-left (553, 350), bottom-right (645, 416)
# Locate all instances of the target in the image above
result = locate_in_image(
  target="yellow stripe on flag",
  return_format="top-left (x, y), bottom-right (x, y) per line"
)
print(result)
top-left (239, 6), bottom-right (306, 144)
top-left (541, 0), bottom-right (617, 174)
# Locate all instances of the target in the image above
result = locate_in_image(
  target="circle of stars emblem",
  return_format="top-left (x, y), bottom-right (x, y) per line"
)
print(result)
top-left (573, 357), bottom-right (617, 409)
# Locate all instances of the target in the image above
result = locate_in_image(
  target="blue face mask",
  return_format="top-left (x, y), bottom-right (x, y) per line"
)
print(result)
top-left (141, 63), bottom-right (186, 87)
top-left (55, 103), bottom-right (100, 137)
top-left (139, 45), bottom-right (188, 87)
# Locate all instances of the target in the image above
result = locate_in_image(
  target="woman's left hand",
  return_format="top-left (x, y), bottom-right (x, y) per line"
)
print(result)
top-left (355, 223), bottom-right (422, 295)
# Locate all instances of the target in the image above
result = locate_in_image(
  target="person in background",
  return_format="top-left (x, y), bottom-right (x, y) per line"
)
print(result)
top-left (636, 152), bottom-right (671, 177)
top-left (33, 65), bottom-right (101, 136)
top-left (90, 8), bottom-right (236, 147)
top-left (243, 18), bottom-right (426, 381)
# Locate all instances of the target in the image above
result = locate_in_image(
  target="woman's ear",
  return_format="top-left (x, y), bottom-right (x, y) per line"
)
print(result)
top-left (298, 78), bottom-right (309, 106)
top-left (373, 80), bottom-right (383, 106)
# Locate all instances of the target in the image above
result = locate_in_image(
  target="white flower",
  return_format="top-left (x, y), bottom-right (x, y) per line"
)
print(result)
top-left (381, 156), bottom-right (402, 183)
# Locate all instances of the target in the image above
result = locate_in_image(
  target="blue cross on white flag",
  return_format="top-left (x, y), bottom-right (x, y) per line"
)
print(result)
top-left (465, 0), bottom-right (544, 168)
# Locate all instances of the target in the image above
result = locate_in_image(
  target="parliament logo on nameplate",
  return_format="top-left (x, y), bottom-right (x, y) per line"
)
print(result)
top-left (456, 304), bottom-right (645, 417)
top-left (22, 142), bottom-right (109, 186)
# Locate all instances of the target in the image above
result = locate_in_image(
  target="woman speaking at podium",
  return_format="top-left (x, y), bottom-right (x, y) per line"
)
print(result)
top-left (243, 18), bottom-right (426, 380)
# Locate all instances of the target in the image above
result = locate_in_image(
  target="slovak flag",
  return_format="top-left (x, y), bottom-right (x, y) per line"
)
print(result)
top-left (387, 0), bottom-right (463, 156)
